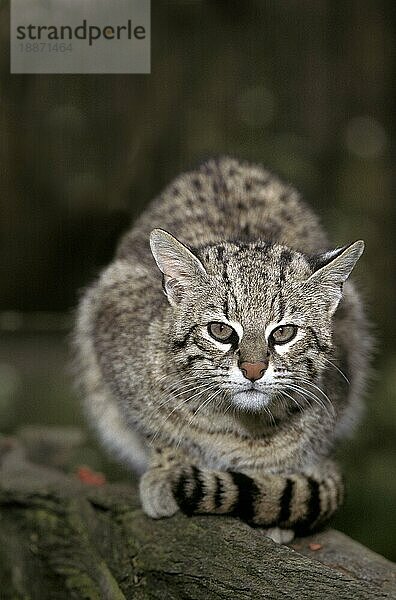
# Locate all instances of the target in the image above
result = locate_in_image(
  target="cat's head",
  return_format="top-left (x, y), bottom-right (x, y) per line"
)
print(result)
top-left (150, 228), bottom-right (364, 413)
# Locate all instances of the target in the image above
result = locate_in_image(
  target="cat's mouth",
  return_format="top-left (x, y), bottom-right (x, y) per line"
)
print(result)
top-left (231, 388), bottom-right (271, 411)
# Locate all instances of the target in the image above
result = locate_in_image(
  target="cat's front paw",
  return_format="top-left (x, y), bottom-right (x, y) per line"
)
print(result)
top-left (263, 527), bottom-right (295, 544)
top-left (139, 467), bottom-right (179, 519)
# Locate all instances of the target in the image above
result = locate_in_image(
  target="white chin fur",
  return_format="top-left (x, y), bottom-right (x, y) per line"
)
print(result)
top-left (231, 389), bottom-right (270, 411)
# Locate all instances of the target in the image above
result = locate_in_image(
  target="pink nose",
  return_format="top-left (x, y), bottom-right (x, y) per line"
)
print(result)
top-left (239, 361), bottom-right (268, 382)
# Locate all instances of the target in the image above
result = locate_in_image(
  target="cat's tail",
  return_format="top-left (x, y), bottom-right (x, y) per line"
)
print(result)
top-left (172, 459), bottom-right (343, 534)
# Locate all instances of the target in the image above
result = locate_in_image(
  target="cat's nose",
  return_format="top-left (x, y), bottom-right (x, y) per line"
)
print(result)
top-left (238, 360), bottom-right (268, 381)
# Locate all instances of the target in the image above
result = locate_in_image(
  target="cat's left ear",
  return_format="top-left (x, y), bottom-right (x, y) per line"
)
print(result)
top-left (305, 240), bottom-right (365, 315)
top-left (150, 229), bottom-right (208, 306)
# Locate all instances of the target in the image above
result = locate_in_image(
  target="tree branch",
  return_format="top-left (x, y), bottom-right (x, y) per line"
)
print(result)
top-left (0, 429), bottom-right (394, 599)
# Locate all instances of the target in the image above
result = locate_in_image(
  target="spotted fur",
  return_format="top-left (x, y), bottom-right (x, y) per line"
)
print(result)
top-left (74, 157), bottom-right (371, 541)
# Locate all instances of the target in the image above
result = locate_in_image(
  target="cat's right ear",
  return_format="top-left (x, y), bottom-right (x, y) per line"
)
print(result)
top-left (149, 229), bottom-right (208, 306)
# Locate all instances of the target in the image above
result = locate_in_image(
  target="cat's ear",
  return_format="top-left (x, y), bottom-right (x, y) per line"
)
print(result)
top-left (305, 240), bottom-right (365, 315)
top-left (150, 229), bottom-right (208, 306)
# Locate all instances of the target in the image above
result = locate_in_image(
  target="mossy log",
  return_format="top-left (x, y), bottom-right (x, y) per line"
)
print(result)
top-left (0, 429), bottom-right (394, 599)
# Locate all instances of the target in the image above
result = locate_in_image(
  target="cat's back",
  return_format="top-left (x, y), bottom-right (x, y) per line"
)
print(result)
top-left (117, 157), bottom-right (329, 263)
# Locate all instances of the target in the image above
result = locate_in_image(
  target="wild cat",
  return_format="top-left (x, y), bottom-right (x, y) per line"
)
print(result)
top-left (74, 157), bottom-right (370, 543)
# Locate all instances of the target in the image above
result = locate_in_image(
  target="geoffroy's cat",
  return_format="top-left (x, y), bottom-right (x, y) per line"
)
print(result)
top-left (74, 157), bottom-right (371, 543)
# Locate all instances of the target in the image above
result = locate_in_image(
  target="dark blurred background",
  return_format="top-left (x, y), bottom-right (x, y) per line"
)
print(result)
top-left (0, 1), bottom-right (395, 559)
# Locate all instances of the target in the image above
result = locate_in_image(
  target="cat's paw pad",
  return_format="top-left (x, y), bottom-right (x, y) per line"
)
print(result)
top-left (264, 527), bottom-right (295, 544)
top-left (139, 468), bottom-right (179, 519)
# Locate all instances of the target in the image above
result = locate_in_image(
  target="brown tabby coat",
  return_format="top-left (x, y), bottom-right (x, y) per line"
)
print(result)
top-left (74, 157), bottom-right (370, 542)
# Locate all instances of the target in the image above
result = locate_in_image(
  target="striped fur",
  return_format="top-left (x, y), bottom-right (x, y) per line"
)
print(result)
top-left (171, 460), bottom-right (343, 533)
top-left (74, 157), bottom-right (371, 541)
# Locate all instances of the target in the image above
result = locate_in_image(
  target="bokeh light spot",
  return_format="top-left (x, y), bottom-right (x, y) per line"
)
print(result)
top-left (345, 116), bottom-right (387, 159)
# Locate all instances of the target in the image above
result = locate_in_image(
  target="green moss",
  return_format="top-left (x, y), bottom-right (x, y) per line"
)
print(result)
top-left (64, 572), bottom-right (102, 599)
top-left (27, 508), bottom-right (59, 531)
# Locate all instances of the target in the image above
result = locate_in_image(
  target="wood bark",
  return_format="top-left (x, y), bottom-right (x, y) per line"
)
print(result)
top-left (0, 429), bottom-right (394, 599)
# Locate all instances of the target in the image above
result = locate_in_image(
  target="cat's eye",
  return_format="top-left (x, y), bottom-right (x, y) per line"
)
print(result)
top-left (270, 324), bottom-right (297, 345)
top-left (208, 322), bottom-right (237, 344)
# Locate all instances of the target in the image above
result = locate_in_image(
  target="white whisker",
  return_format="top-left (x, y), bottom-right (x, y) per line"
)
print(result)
top-left (175, 387), bottom-right (223, 449)
top-left (286, 382), bottom-right (335, 420)
top-left (148, 382), bottom-right (214, 445)
top-left (278, 389), bottom-right (305, 414)
top-left (323, 357), bottom-right (350, 384)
